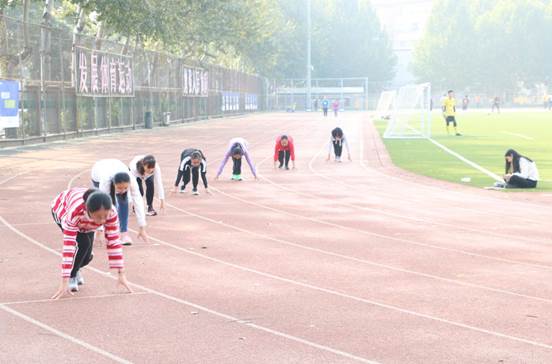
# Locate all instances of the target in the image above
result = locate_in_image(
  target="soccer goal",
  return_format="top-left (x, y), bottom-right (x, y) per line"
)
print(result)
top-left (376, 90), bottom-right (396, 120)
top-left (383, 83), bottom-right (432, 139)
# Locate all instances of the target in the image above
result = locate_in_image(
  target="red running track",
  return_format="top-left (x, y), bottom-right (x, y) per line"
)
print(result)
top-left (1, 112), bottom-right (551, 363)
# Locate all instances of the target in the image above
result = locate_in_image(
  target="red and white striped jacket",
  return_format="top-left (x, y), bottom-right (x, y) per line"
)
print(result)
top-left (51, 187), bottom-right (124, 278)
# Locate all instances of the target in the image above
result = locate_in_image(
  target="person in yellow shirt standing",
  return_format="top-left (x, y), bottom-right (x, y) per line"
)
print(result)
top-left (442, 89), bottom-right (461, 136)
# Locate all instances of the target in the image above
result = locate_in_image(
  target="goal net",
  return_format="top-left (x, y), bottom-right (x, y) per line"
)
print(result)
top-left (383, 83), bottom-right (431, 139)
top-left (376, 90), bottom-right (396, 119)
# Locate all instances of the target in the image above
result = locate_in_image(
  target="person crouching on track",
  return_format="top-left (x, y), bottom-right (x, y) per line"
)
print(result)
top-left (129, 154), bottom-right (165, 216)
top-left (173, 149), bottom-right (210, 195)
top-left (274, 135), bottom-right (296, 170)
top-left (51, 188), bottom-right (132, 298)
top-left (326, 127), bottom-right (351, 162)
top-left (215, 137), bottom-right (257, 181)
top-left (91, 159), bottom-right (149, 245)
top-left (502, 149), bottom-right (539, 188)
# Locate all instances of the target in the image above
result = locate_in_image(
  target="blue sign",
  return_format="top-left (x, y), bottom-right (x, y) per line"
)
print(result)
top-left (0, 80), bottom-right (20, 128)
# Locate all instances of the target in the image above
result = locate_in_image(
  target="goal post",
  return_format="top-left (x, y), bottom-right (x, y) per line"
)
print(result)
top-left (383, 83), bottom-right (432, 139)
top-left (376, 90), bottom-right (396, 119)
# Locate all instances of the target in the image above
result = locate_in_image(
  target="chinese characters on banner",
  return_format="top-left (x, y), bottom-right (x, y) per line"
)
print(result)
top-left (244, 94), bottom-right (258, 111)
top-left (221, 92), bottom-right (240, 112)
top-left (182, 66), bottom-right (208, 97)
top-left (75, 47), bottom-right (134, 97)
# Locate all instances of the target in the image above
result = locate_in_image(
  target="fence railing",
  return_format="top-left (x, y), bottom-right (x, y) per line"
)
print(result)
top-left (0, 16), bottom-right (266, 148)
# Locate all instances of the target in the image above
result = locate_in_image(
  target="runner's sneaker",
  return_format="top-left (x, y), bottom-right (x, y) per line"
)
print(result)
top-left (179, 185), bottom-right (186, 193)
top-left (146, 206), bottom-right (157, 216)
top-left (192, 189), bottom-right (199, 195)
top-left (231, 174), bottom-right (242, 181)
top-left (121, 232), bottom-right (133, 246)
top-left (69, 277), bottom-right (79, 292)
top-left (76, 270), bottom-right (84, 285)
top-left (493, 181), bottom-right (506, 188)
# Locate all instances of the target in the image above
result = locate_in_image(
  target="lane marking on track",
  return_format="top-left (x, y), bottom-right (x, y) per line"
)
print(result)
top-left (130, 216), bottom-right (552, 352)
top-left (0, 214), bottom-right (380, 364)
top-left (1, 292), bottom-right (150, 306)
top-left (0, 304), bottom-right (133, 364)
top-left (208, 183), bottom-right (552, 304)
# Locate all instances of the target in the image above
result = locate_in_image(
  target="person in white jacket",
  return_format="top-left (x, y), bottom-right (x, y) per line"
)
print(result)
top-left (503, 149), bottom-right (539, 188)
top-left (91, 159), bottom-right (149, 245)
top-left (129, 155), bottom-right (165, 216)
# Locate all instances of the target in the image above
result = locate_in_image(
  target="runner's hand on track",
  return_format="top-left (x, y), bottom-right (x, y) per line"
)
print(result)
top-left (51, 278), bottom-right (73, 300)
top-left (138, 227), bottom-right (149, 242)
top-left (117, 270), bottom-right (133, 293)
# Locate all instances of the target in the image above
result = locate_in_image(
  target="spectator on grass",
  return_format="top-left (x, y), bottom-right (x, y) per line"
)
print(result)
top-left (327, 127), bottom-right (351, 163)
top-left (174, 148), bottom-right (210, 195)
top-left (215, 137), bottom-right (257, 181)
top-left (274, 135), bottom-right (296, 170)
top-left (91, 159), bottom-right (149, 246)
top-left (129, 155), bottom-right (165, 216)
top-left (502, 149), bottom-right (539, 189)
top-left (51, 188), bottom-right (132, 298)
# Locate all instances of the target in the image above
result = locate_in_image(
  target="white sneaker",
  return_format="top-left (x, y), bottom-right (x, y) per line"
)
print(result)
top-left (69, 277), bottom-right (79, 292)
top-left (192, 189), bottom-right (199, 196)
top-left (76, 270), bottom-right (84, 285)
top-left (335, 156), bottom-right (341, 162)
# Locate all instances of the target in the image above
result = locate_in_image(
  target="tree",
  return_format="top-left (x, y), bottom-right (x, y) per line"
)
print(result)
top-left (412, 0), bottom-right (552, 93)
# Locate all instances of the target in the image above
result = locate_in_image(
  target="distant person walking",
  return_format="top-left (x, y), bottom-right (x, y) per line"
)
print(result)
top-left (321, 97), bottom-right (329, 117)
top-left (491, 96), bottom-right (501, 113)
top-left (462, 95), bottom-right (469, 110)
top-left (332, 99), bottom-right (340, 117)
top-left (442, 90), bottom-right (461, 136)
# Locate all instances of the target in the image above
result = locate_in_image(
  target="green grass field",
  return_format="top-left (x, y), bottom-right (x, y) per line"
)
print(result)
top-left (374, 110), bottom-right (552, 191)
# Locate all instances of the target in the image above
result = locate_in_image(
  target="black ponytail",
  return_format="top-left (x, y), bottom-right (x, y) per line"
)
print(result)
top-left (85, 190), bottom-right (112, 213)
top-left (108, 172), bottom-right (130, 202)
top-left (231, 144), bottom-right (243, 157)
top-left (137, 155), bottom-right (157, 175)
top-left (505, 149), bottom-right (532, 174)
top-left (331, 127), bottom-right (343, 138)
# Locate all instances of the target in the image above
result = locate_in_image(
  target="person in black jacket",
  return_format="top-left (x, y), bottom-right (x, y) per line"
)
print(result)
top-left (173, 149), bottom-right (210, 195)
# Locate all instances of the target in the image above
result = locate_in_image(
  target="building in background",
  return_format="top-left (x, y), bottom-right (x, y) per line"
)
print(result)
top-left (371, 0), bottom-right (434, 87)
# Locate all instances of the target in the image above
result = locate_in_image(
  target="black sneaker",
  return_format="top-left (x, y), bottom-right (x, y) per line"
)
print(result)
top-left (456, 133), bottom-right (462, 136)
top-left (146, 206), bottom-right (157, 216)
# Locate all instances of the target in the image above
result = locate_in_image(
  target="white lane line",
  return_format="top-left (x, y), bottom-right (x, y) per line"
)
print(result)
top-left (131, 218), bottom-right (552, 352)
top-left (0, 171), bottom-right (31, 186)
top-left (0, 304), bottom-right (132, 364)
top-left (259, 150), bottom-right (552, 271)
top-left (426, 137), bottom-right (502, 182)
top-left (1, 292), bottom-right (150, 306)
top-left (0, 215), bottom-right (379, 364)
top-left (208, 184), bottom-right (552, 304)
top-left (501, 131), bottom-right (534, 140)
top-left (67, 168), bottom-right (90, 189)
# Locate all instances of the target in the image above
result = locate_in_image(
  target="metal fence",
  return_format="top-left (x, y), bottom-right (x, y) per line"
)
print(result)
top-left (0, 16), bottom-right (266, 148)
top-left (266, 78), bottom-right (389, 112)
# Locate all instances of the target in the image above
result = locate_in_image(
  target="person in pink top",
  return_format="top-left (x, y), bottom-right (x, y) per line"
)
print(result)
top-left (332, 99), bottom-right (340, 117)
top-left (51, 187), bottom-right (132, 299)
